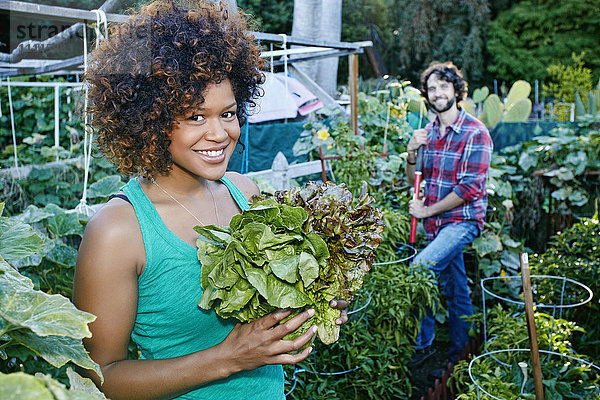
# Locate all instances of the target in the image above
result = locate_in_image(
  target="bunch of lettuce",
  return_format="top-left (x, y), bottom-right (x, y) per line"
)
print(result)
top-left (195, 181), bottom-right (384, 344)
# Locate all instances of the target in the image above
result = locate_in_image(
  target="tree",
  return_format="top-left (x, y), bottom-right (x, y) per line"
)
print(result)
top-left (486, 0), bottom-right (600, 84)
top-left (340, 0), bottom-right (491, 87)
top-left (237, 0), bottom-right (293, 34)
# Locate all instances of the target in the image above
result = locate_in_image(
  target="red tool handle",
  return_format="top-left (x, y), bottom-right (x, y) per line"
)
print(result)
top-left (409, 147), bottom-right (424, 246)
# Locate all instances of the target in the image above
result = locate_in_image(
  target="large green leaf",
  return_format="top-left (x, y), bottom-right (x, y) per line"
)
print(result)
top-left (0, 218), bottom-right (44, 263)
top-left (11, 238), bottom-right (56, 270)
top-left (218, 279), bottom-right (256, 314)
top-left (298, 251), bottom-right (319, 287)
top-left (0, 371), bottom-right (105, 400)
top-left (46, 212), bottom-right (84, 238)
top-left (564, 151), bottom-right (588, 175)
top-left (264, 274), bottom-right (311, 308)
top-left (0, 372), bottom-right (54, 400)
top-left (66, 367), bottom-right (107, 399)
top-left (518, 151), bottom-right (538, 172)
top-left (0, 260), bottom-right (95, 339)
top-left (269, 255), bottom-right (300, 284)
top-left (9, 331), bottom-right (101, 378)
top-left (472, 232), bottom-right (503, 257)
top-left (45, 241), bottom-right (78, 268)
top-left (17, 205), bottom-right (54, 225)
top-left (86, 175), bottom-right (124, 199)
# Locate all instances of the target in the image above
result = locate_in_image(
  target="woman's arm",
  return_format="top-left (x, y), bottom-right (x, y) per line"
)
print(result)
top-left (73, 200), bottom-right (316, 400)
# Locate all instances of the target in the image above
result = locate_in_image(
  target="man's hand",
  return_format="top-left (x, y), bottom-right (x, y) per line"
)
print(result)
top-left (407, 129), bottom-right (428, 153)
top-left (409, 198), bottom-right (430, 219)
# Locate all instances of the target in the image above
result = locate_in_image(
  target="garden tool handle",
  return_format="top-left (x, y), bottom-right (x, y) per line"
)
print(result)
top-left (409, 146), bottom-right (424, 247)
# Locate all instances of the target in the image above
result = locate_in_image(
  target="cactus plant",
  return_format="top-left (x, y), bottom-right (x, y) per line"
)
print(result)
top-left (460, 80), bottom-right (533, 129)
top-left (575, 79), bottom-right (600, 117)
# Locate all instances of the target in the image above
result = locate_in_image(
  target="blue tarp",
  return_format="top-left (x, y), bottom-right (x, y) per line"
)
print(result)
top-left (228, 121), bottom-right (307, 173)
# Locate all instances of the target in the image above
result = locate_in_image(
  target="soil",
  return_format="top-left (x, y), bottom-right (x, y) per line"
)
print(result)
top-left (410, 338), bottom-right (452, 400)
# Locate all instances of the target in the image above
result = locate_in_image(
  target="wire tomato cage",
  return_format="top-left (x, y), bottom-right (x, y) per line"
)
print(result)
top-left (285, 242), bottom-right (417, 397)
top-left (471, 274), bottom-right (598, 399)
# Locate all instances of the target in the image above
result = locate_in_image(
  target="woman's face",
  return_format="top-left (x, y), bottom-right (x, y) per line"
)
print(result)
top-left (167, 79), bottom-right (240, 181)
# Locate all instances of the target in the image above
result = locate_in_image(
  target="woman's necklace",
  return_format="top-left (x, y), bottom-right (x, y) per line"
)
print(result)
top-left (150, 178), bottom-right (221, 226)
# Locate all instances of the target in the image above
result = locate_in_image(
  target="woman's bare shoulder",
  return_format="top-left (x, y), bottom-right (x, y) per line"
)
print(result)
top-left (224, 171), bottom-right (260, 199)
top-left (78, 197), bottom-right (145, 274)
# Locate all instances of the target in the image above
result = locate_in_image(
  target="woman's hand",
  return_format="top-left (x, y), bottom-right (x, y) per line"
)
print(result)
top-left (330, 299), bottom-right (349, 326)
top-left (217, 308), bottom-right (317, 375)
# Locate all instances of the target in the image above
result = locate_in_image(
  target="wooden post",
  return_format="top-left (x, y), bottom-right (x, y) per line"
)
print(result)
top-left (349, 53), bottom-right (359, 135)
top-left (520, 252), bottom-right (545, 400)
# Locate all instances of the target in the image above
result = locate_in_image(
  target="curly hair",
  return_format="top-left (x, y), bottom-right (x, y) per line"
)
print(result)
top-left (85, 0), bottom-right (265, 176)
top-left (420, 61), bottom-right (468, 106)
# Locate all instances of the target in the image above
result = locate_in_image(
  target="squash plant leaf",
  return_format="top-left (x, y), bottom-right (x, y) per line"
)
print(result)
top-left (66, 367), bottom-right (107, 399)
top-left (0, 372), bottom-right (54, 400)
top-left (16, 205), bottom-right (54, 225)
top-left (472, 232), bottom-right (503, 257)
top-left (87, 175), bottom-right (124, 199)
top-left (46, 212), bottom-right (85, 238)
top-left (0, 261), bottom-right (95, 339)
top-left (0, 371), bottom-right (105, 400)
top-left (0, 217), bottom-right (44, 263)
top-left (8, 331), bottom-right (101, 379)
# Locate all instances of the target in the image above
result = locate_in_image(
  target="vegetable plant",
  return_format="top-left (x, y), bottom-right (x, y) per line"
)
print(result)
top-left (451, 306), bottom-right (599, 399)
top-left (0, 202), bottom-right (105, 398)
top-left (195, 181), bottom-right (384, 345)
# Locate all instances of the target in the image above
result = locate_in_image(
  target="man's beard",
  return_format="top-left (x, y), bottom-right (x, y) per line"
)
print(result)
top-left (429, 96), bottom-right (455, 113)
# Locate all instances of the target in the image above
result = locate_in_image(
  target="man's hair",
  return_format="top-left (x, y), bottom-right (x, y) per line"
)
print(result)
top-left (420, 61), bottom-right (468, 105)
top-left (85, 0), bottom-right (264, 177)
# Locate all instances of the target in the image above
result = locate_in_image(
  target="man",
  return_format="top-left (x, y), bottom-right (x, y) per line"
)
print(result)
top-left (405, 62), bottom-right (493, 373)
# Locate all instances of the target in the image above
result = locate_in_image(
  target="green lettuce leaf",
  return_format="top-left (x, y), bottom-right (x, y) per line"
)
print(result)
top-left (197, 181), bottom-right (384, 345)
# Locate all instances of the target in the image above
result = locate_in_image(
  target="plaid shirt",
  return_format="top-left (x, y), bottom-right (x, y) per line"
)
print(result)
top-left (421, 108), bottom-right (493, 240)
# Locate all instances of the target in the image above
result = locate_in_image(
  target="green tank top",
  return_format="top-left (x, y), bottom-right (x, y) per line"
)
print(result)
top-left (122, 177), bottom-right (284, 399)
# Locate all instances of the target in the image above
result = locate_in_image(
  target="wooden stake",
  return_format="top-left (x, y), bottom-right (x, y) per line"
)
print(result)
top-left (349, 53), bottom-right (359, 135)
top-left (520, 252), bottom-right (545, 400)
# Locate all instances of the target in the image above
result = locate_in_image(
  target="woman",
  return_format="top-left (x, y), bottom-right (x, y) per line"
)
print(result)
top-left (73, 1), bottom-right (348, 399)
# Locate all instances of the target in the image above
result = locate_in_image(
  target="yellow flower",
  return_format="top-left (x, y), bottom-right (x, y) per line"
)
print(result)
top-left (317, 129), bottom-right (330, 141)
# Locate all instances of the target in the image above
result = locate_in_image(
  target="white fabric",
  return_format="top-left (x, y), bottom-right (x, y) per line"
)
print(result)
top-left (247, 73), bottom-right (323, 123)
top-left (247, 74), bottom-right (298, 123)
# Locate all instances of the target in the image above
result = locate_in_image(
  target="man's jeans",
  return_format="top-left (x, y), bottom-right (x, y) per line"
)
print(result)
top-left (412, 222), bottom-right (479, 358)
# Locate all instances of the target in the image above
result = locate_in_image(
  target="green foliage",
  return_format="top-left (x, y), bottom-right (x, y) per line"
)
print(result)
top-left (543, 53), bottom-right (594, 122)
top-left (0, 141), bottom-right (124, 217)
top-left (487, 0), bottom-right (600, 84)
top-left (575, 79), bottom-right (600, 118)
top-left (452, 306), bottom-right (599, 399)
top-left (293, 86), bottom-right (420, 210)
top-left (0, 369), bottom-right (106, 400)
top-left (530, 216), bottom-right (600, 361)
top-left (504, 124), bottom-right (600, 216)
top-left (197, 182), bottom-right (384, 345)
top-left (284, 260), bottom-right (438, 399)
top-left (237, 0), bottom-right (293, 34)
top-left (0, 206), bottom-right (104, 398)
top-left (0, 77), bottom-right (84, 151)
top-left (462, 80), bottom-right (532, 129)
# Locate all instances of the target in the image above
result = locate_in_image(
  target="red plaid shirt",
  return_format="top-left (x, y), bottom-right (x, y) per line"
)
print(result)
top-left (421, 108), bottom-right (493, 240)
